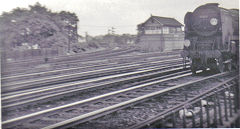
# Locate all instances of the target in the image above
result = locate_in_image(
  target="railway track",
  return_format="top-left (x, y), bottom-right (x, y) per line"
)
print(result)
top-left (2, 50), bottom-right (180, 77)
top-left (2, 54), bottom-right (181, 84)
top-left (2, 48), bottom-right (136, 76)
top-left (60, 72), bottom-right (238, 129)
top-left (2, 61), bottom-right (188, 115)
top-left (4, 48), bottom-right (111, 65)
top-left (3, 69), bottom-right (237, 128)
top-left (2, 67), bottom-right (190, 128)
top-left (4, 48), bottom-right (132, 67)
top-left (129, 75), bottom-right (239, 128)
top-left (2, 56), bottom-right (183, 93)
top-left (2, 48), bottom-right (115, 71)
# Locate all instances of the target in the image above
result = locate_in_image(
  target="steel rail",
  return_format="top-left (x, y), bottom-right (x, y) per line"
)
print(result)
top-left (2, 55), bottom-right (180, 82)
top-left (2, 65), bottom-right (189, 109)
top-left (3, 49), bottom-right (178, 77)
top-left (2, 62), bottom-right (184, 98)
top-left (42, 72), bottom-right (233, 129)
top-left (2, 58), bottom-right (183, 93)
top-left (4, 48), bottom-right (178, 68)
top-left (2, 48), bottom-right (136, 76)
top-left (2, 59), bottom-right (184, 98)
top-left (2, 70), bottom-right (193, 127)
top-left (4, 48), bottom-right (114, 65)
top-left (128, 76), bottom-right (238, 129)
top-left (3, 48), bottom-right (133, 68)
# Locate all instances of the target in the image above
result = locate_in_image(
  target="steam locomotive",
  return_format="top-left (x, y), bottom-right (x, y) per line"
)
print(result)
top-left (184, 3), bottom-right (239, 74)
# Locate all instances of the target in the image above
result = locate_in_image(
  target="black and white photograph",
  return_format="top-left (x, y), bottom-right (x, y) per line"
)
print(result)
top-left (0, 0), bottom-right (239, 128)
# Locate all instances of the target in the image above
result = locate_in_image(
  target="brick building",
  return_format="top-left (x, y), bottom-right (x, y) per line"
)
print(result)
top-left (137, 15), bottom-right (185, 51)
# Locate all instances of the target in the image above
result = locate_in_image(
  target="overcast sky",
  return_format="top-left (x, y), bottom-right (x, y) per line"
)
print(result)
top-left (0, 0), bottom-right (239, 36)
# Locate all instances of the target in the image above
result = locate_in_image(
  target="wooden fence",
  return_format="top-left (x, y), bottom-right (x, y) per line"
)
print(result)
top-left (2, 47), bottom-right (66, 61)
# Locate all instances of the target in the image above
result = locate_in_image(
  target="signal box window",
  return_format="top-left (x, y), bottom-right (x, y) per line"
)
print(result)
top-left (163, 27), bottom-right (169, 34)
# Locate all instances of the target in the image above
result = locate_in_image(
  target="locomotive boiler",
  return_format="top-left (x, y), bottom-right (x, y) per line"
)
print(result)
top-left (184, 3), bottom-right (239, 74)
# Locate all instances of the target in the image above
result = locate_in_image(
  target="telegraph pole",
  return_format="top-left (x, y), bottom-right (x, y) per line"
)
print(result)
top-left (111, 27), bottom-right (115, 35)
top-left (107, 27), bottom-right (116, 35)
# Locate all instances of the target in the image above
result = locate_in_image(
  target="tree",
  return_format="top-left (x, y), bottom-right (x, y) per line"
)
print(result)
top-left (57, 11), bottom-right (79, 43)
top-left (0, 2), bottom-right (79, 53)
